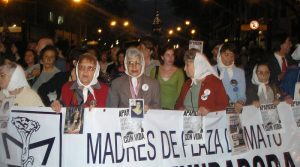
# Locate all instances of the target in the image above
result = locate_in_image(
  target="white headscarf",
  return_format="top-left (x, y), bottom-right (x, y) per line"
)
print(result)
top-left (2, 65), bottom-right (30, 97)
top-left (192, 52), bottom-right (219, 85)
top-left (124, 48), bottom-right (145, 94)
top-left (217, 44), bottom-right (234, 79)
top-left (251, 65), bottom-right (268, 100)
top-left (75, 60), bottom-right (100, 103)
top-left (291, 44), bottom-right (300, 61)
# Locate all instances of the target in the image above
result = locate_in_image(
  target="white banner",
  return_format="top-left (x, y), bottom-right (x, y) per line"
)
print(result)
top-left (1, 103), bottom-right (299, 167)
top-left (0, 107), bottom-right (62, 167)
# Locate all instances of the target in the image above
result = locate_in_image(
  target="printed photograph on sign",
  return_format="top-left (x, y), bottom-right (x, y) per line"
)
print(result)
top-left (189, 40), bottom-right (204, 54)
top-left (226, 107), bottom-right (248, 155)
top-left (129, 99), bottom-right (144, 118)
top-left (64, 106), bottom-right (84, 134)
top-left (0, 98), bottom-right (14, 132)
top-left (291, 101), bottom-right (300, 127)
top-left (183, 110), bottom-right (205, 144)
top-left (259, 103), bottom-right (283, 133)
top-left (119, 108), bottom-right (145, 148)
top-left (294, 82), bottom-right (300, 100)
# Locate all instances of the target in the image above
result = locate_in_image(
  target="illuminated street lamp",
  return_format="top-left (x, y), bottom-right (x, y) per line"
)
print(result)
top-left (185, 20), bottom-right (190, 26)
top-left (168, 29), bottom-right (174, 35)
top-left (2, 0), bottom-right (9, 5)
top-left (97, 28), bottom-right (102, 33)
top-left (176, 26), bottom-right (182, 31)
top-left (73, 0), bottom-right (81, 3)
top-left (191, 29), bottom-right (196, 35)
top-left (123, 21), bottom-right (129, 27)
top-left (110, 20), bottom-right (117, 27)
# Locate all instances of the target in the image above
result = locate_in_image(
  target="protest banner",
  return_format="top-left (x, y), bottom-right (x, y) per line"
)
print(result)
top-left (0, 103), bottom-right (298, 167)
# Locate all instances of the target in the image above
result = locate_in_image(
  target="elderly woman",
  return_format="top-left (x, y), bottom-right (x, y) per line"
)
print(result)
top-left (175, 49), bottom-right (228, 115)
top-left (214, 43), bottom-right (246, 111)
top-left (0, 61), bottom-right (44, 107)
top-left (51, 53), bottom-right (109, 112)
top-left (106, 47), bottom-right (160, 110)
top-left (246, 62), bottom-right (292, 107)
top-left (32, 45), bottom-right (60, 91)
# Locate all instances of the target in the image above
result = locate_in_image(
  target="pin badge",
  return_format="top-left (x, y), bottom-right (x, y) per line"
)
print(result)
top-left (142, 84), bottom-right (149, 91)
top-left (230, 79), bottom-right (238, 87)
top-left (204, 89), bottom-right (211, 95)
top-left (201, 89), bottom-right (211, 101)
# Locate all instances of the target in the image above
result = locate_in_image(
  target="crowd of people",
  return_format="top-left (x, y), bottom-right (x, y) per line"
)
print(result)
top-left (0, 33), bottom-right (299, 115)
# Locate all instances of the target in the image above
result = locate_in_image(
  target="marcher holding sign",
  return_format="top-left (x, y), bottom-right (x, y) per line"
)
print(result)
top-left (0, 62), bottom-right (44, 107)
top-left (107, 47), bottom-right (160, 111)
top-left (214, 43), bottom-right (246, 112)
top-left (175, 49), bottom-right (228, 115)
top-left (246, 62), bottom-right (291, 107)
top-left (0, 62), bottom-right (44, 133)
top-left (0, 62), bottom-right (46, 166)
top-left (51, 53), bottom-right (109, 112)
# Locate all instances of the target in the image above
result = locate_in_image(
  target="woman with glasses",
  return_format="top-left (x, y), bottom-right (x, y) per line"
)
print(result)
top-left (51, 53), bottom-right (109, 112)
top-left (106, 47), bottom-right (160, 110)
top-left (246, 62), bottom-right (291, 107)
top-left (175, 49), bottom-right (228, 115)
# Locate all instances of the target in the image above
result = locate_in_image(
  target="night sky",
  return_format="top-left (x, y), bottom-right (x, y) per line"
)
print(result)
top-left (127, 0), bottom-right (181, 35)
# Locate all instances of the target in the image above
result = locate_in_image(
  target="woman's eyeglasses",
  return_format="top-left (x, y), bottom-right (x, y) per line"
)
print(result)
top-left (78, 65), bottom-right (96, 72)
top-left (127, 61), bottom-right (141, 67)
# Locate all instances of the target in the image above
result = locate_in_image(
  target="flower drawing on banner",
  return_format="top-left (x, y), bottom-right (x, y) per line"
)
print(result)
top-left (11, 117), bottom-right (40, 167)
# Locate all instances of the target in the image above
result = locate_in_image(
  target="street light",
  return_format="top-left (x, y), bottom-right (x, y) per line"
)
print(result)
top-left (176, 26), bottom-right (182, 31)
top-left (123, 21), bottom-right (129, 27)
top-left (168, 29), bottom-right (174, 35)
top-left (185, 20), bottom-right (190, 26)
top-left (97, 28), bottom-right (102, 33)
top-left (110, 20), bottom-right (117, 27)
top-left (191, 29), bottom-right (196, 35)
top-left (2, 0), bottom-right (9, 5)
top-left (73, 0), bottom-right (81, 3)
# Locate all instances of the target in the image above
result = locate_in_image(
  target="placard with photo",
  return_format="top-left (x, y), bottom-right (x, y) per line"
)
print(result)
top-left (129, 99), bottom-right (144, 119)
top-left (64, 106), bottom-right (84, 134)
top-left (0, 98), bottom-right (14, 132)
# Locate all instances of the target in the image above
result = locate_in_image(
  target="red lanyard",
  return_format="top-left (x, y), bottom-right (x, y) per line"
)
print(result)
top-left (129, 79), bottom-right (140, 99)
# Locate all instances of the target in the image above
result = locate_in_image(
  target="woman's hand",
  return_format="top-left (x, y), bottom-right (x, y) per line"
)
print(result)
top-left (273, 99), bottom-right (280, 106)
top-left (31, 68), bottom-right (40, 77)
top-left (197, 107), bottom-right (209, 116)
top-left (234, 101), bottom-right (244, 113)
top-left (252, 101), bottom-right (260, 108)
top-left (51, 100), bottom-right (62, 112)
top-left (284, 95), bottom-right (293, 105)
top-left (144, 105), bottom-right (149, 113)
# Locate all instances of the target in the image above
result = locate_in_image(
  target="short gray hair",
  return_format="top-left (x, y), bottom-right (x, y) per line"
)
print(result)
top-left (125, 47), bottom-right (145, 66)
